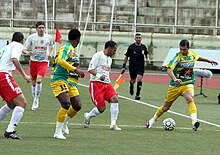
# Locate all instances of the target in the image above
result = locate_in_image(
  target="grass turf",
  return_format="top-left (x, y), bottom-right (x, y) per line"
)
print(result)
top-left (0, 76), bottom-right (220, 155)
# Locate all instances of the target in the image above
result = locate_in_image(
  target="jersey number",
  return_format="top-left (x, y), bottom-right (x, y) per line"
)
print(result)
top-left (15, 87), bottom-right (22, 94)
top-left (60, 84), bottom-right (67, 91)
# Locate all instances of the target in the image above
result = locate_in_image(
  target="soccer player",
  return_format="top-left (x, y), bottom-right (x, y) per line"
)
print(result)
top-left (23, 21), bottom-right (54, 110)
top-left (122, 33), bottom-right (151, 100)
top-left (61, 57), bottom-right (83, 135)
top-left (50, 29), bottom-right (84, 140)
top-left (146, 39), bottom-right (218, 131)
top-left (0, 32), bottom-right (31, 139)
top-left (84, 40), bottom-right (121, 131)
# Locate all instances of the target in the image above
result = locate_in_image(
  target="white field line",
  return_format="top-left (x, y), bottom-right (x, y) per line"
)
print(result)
top-left (1, 121), bottom-right (219, 132)
top-left (78, 83), bottom-right (220, 129)
top-left (2, 83), bottom-right (217, 132)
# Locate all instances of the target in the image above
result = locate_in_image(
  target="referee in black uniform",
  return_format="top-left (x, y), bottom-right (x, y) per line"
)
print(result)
top-left (122, 33), bottom-right (151, 100)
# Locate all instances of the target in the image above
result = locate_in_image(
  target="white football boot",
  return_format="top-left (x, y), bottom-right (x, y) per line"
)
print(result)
top-left (110, 124), bottom-right (122, 131)
top-left (84, 113), bottom-right (91, 128)
top-left (110, 121), bottom-right (122, 131)
top-left (146, 118), bottom-right (155, 128)
top-left (54, 122), bottom-right (66, 140)
top-left (62, 122), bottom-right (69, 135)
top-left (31, 98), bottom-right (39, 110)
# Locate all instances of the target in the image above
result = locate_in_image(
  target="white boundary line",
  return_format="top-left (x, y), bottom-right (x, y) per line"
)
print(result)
top-left (78, 83), bottom-right (220, 128)
top-left (0, 122), bottom-right (216, 132)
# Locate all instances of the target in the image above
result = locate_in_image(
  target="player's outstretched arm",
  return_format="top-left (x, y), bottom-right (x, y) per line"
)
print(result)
top-left (198, 57), bottom-right (218, 66)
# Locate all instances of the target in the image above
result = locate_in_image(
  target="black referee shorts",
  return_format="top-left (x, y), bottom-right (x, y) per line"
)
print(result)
top-left (129, 69), bottom-right (144, 80)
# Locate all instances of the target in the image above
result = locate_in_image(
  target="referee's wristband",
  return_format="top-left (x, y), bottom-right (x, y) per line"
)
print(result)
top-left (122, 63), bottom-right (126, 68)
top-left (96, 73), bottom-right (102, 79)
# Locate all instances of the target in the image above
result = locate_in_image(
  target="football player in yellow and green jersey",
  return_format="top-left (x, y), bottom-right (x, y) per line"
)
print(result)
top-left (165, 50), bottom-right (199, 86)
top-left (50, 29), bottom-right (85, 140)
top-left (146, 39), bottom-right (218, 131)
top-left (51, 42), bottom-right (79, 85)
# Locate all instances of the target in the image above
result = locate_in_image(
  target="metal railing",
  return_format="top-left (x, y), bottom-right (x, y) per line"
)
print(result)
top-left (1, 17), bottom-right (220, 35)
top-left (0, 0), bottom-right (219, 35)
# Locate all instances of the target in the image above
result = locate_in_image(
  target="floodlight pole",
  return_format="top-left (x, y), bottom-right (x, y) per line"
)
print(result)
top-left (92, 0), bottom-right (97, 31)
top-left (214, 0), bottom-right (219, 35)
top-left (44, 0), bottom-right (48, 33)
top-left (173, 0), bottom-right (178, 34)
top-left (11, 0), bottom-right (14, 27)
top-left (78, 0), bottom-right (93, 56)
top-left (133, 0), bottom-right (137, 36)
top-left (77, 0), bottom-right (84, 54)
top-left (109, 0), bottom-right (116, 40)
top-left (52, 0), bottom-right (55, 29)
top-left (79, 0), bottom-right (84, 30)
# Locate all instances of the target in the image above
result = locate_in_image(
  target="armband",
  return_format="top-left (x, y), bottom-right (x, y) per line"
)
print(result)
top-left (122, 63), bottom-right (126, 68)
top-left (96, 73), bottom-right (102, 79)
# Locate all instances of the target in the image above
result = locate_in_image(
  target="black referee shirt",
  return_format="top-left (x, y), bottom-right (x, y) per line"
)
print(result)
top-left (124, 43), bottom-right (149, 70)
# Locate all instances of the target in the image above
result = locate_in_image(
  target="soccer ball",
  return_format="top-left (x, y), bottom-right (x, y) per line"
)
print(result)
top-left (162, 118), bottom-right (175, 131)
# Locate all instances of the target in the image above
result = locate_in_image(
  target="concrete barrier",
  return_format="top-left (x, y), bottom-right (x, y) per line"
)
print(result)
top-left (1, 27), bottom-right (220, 68)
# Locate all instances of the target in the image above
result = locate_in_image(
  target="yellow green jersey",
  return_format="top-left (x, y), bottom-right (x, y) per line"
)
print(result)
top-left (50, 42), bottom-right (79, 86)
top-left (166, 50), bottom-right (199, 86)
top-left (68, 61), bottom-right (80, 86)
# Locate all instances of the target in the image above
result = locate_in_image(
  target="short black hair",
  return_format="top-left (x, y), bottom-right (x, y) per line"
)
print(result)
top-left (179, 39), bottom-right (189, 48)
top-left (12, 32), bottom-right (24, 42)
top-left (36, 21), bottom-right (45, 28)
top-left (104, 40), bottom-right (117, 49)
top-left (135, 33), bottom-right (141, 36)
top-left (68, 29), bottom-right (81, 40)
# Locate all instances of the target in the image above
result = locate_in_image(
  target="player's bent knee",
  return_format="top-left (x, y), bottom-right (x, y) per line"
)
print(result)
top-left (97, 106), bottom-right (106, 113)
top-left (73, 104), bottom-right (82, 111)
top-left (36, 81), bottom-right (42, 84)
top-left (61, 102), bottom-right (70, 110)
top-left (185, 96), bottom-right (194, 103)
top-left (110, 96), bottom-right (118, 103)
top-left (12, 94), bottom-right (27, 108)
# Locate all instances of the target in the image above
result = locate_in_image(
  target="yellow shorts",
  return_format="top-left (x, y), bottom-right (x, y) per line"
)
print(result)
top-left (50, 80), bottom-right (79, 98)
top-left (165, 84), bottom-right (194, 103)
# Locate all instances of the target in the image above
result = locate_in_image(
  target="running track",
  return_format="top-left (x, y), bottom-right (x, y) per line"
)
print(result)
top-left (13, 67), bottom-right (220, 89)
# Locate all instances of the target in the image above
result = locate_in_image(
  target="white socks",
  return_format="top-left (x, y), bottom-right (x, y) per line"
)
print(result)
top-left (190, 113), bottom-right (197, 125)
top-left (32, 83), bottom-right (42, 99)
top-left (0, 104), bottom-right (11, 122)
top-left (110, 103), bottom-right (119, 123)
top-left (6, 106), bottom-right (24, 132)
top-left (32, 85), bottom-right (36, 98)
top-left (87, 103), bottom-right (119, 124)
top-left (63, 115), bottom-right (70, 125)
top-left (88, 107), bottom-right (100, 118)
top-left (35, 83), bottom-right (42, 99)
top-left (55, 121), bottom-right (63, 134)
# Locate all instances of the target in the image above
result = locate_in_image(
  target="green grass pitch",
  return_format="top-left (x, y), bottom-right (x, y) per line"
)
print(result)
top-left (0, 75), bottom-right (220, 155)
